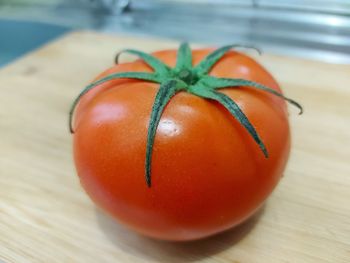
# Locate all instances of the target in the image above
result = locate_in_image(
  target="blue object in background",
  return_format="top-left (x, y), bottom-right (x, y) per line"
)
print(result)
top-left (0, 19), bottom-right (69, 67)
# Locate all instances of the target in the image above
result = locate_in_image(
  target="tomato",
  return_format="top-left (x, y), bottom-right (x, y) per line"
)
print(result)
top-left (71, 44), bottom-right (301, 240)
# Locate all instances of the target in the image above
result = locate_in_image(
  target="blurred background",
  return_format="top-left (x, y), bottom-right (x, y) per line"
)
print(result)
top-left (0, 0), bottom-right (350, 67)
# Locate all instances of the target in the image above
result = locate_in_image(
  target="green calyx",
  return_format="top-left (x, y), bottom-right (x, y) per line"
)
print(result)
top-left (69, 43), bottom-right (303, 187)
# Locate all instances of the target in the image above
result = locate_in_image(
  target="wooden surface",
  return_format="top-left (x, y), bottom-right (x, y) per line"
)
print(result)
top-left (0, 31), bottom-right (349, 263)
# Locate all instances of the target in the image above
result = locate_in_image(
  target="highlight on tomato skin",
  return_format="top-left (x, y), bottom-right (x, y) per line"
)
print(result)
top-left (71, 43), bottom-right (301, 241)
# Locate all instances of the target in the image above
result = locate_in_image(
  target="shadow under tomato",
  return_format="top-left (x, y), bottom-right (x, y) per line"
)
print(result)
top-left (95, 206), bottom-right (265, 262)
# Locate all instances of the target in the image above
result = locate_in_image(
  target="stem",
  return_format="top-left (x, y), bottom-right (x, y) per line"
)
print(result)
top-left (70, 42), bottom-right (302, 187)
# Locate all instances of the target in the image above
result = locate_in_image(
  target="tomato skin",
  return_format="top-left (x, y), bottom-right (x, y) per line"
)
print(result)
top-left (73, 49), bottom-right (290, 240)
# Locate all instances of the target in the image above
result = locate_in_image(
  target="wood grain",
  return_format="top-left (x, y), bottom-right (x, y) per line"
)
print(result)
top-left (0, 31), bottom-right (349, 263)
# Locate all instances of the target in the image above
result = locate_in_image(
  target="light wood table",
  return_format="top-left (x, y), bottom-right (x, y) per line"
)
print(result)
top-left (0, 32), bottom-right (349, 263)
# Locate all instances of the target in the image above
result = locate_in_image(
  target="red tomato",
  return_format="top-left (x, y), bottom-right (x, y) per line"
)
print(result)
top-left (72, 45), bottom-right (299, 240)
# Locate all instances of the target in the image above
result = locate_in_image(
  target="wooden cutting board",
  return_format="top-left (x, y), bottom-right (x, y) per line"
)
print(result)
top-left (0, 31), bottom-right (349, 263)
